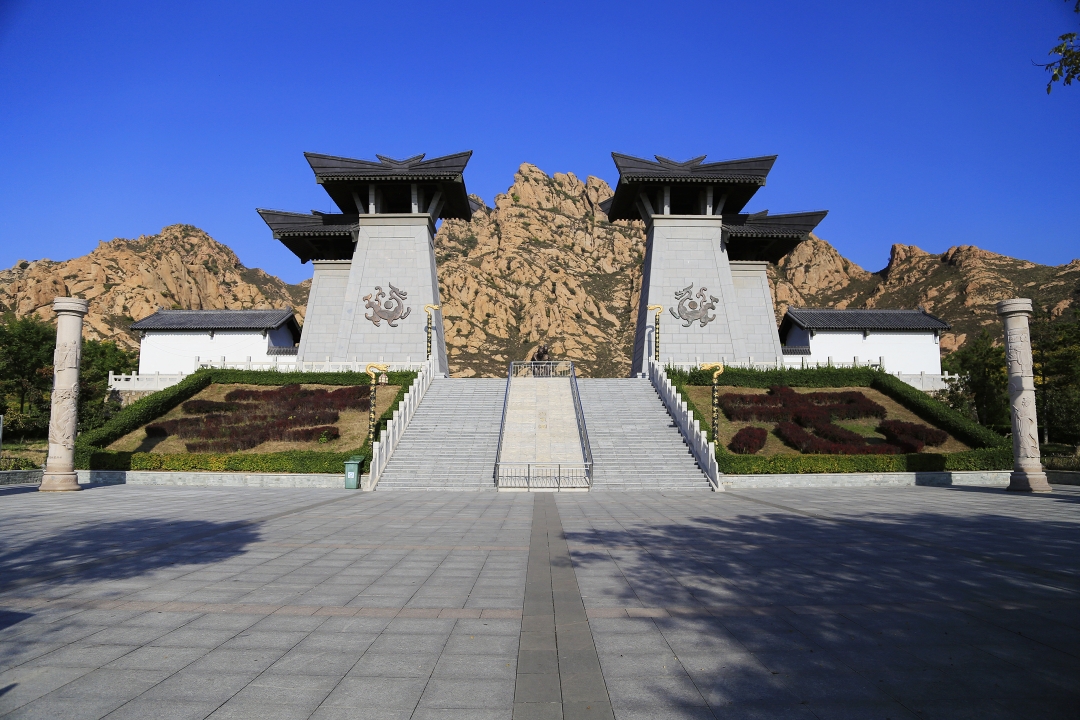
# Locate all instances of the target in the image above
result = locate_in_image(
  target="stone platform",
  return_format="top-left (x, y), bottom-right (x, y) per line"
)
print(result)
top-left (1, 484), bottom-right (1077, 719)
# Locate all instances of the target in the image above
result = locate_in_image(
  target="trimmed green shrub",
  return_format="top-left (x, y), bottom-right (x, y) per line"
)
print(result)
top-left (128, 449), bottom-right (361, 473)
top-left (75, 368), bottom-right (416, 473)
top-left (0, 455), bottom-right (41, 471)
top-left (716, 447), bottom-right (1012, 474)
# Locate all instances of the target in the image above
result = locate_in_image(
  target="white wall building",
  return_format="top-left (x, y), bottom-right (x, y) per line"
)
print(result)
top-left (779, 308), bottom-right (950, 387)
top-left (130, 308), bottom-right (301, 375)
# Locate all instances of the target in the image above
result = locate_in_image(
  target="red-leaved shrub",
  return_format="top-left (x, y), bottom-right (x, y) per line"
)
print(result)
top-left (154, 384), bottom-right (369, 453)
top-left (878, 420), bottom-right (947, 446)
top-left (776, 422), bottom-right (901, 455)
top-left (729, 427), bottom-right (767, 454)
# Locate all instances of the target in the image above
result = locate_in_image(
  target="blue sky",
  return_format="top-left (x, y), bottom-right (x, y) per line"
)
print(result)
top-left (1, 0), bottom-right (1078, 285)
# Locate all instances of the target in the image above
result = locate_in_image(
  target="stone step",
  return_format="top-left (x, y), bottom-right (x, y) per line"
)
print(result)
top-left (577, 378), bottom-right (712, 491)
top-left (375, 378), bottom-right (505, 491)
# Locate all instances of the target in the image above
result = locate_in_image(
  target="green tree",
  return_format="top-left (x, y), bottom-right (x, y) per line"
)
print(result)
top-left (0, 313), bottom-right (140, 437)
top-left (1031, 308), bottom-right (1080, 444)
top-left (942, 330), bottom-right (1009, 430)
top-left (1039, 1), bottom-right (1080, 92)
top-left (78, 338), bottom-right (138, 432)
top-left (0, 313), bottom-right (56, 413)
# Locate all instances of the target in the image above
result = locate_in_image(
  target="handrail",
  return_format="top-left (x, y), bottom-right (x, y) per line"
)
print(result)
top-left (492, 363), bottom-right (514, 487)
top-left (568, 363), bottom-right (593, 475)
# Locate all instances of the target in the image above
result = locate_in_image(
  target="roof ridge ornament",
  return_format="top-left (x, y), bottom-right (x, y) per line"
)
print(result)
top-left (374, 153), bottom-right (427, 168)
top-left (653, 155), bottom-right (708, 169)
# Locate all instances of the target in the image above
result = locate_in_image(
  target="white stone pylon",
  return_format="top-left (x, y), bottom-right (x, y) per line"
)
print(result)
top-left (996, 298), bottom-right (1051, 493)
top-left (40, 297), bottom-right (89, 492)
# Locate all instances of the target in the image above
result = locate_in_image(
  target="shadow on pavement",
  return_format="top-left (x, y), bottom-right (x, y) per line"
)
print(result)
top-left (562, 502), bottom-right (1080, 719)
top-left (0, 518), bottom-right (261, 593)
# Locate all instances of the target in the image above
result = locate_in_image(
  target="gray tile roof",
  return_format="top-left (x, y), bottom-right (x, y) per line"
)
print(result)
top-left (257, 209), bottom-right (357, 238)
top-left (784, 308), bottom-right (951, 332)
top-left (610, 153), bottom-right (776, 182)
top-left (603, 153), bottom-right (778, 221)
top-left (130, 308), bottom-right (297, 332)
top-left (305, 151), bottom-right (473, 182)
top-left (723, 210), bottom-right (829, 238)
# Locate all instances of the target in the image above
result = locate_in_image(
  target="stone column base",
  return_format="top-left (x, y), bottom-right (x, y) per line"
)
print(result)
top-left (39, 472), bottom-right (82, 492)
top-left (1007, 470), bottom-right (1052, 493)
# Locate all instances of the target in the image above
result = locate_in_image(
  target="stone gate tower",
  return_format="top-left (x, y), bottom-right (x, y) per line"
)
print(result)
top-left (259, 151), bottom-right (475, 374)
top-left (601, 153), bottom-right (827, 375)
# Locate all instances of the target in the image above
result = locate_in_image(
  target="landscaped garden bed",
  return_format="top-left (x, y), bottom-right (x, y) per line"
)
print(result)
top-left (107, 383), bottom-right (398, 455)
top-left (77, 368), bottom-right (416, 473)
top-left (686, 384), bottom-right (968, 456)
top-left (667, 366), bottom-right (1011, 473)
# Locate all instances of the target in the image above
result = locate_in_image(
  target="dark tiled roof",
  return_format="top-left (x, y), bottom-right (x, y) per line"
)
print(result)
top-left (781, 346), bottom-right (812, 355)
top-left (257, 209), bottom-right (357, 238)
top-left (721, 210), bottom-right (829, 263)
top-left (603, 153), bottom-right (777, 221)
top-left (784, 308), bottom-right (951, 332)
top-left (131, 308), bottom-right (297, 332)
top-left (305, 151), bottom-right (472, 182)
top-left (611, 153), bottom-right (776, 183)
top-left (298, 151), bottom-right (474, 221)
top-left (723, 210), bottom-right (828, 238)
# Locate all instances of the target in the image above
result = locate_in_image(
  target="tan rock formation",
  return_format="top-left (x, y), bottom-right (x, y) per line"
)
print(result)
top-left (0, 225), bottom-right (309, 350)
top-left (434, 163), bottom-right (645, 377)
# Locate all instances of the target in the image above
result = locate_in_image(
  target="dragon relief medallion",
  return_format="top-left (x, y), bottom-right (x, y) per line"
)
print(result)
top-left (670, 284), bottom-right (718, 327)
top-left (364, 284), bottom-right (412, 327)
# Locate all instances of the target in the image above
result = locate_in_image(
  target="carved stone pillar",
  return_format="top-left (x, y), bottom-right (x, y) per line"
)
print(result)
top-left (996, 298), bottom-right (1051, 493)
top-left (40, 297), bottom-right (88, 492)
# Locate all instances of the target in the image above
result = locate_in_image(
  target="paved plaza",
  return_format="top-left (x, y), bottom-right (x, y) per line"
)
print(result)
top-left (0, 484), bottom-right (1078, 719)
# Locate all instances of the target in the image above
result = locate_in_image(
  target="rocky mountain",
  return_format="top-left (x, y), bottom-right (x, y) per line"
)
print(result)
top-left (435, 164), bottom-right (645, 377)
top-left (2, 166), bottom-right (1077, 375)
top-left (0, 224), bottom-right (310, 350)
top-left (768, 238), bottom-right (1080, 354)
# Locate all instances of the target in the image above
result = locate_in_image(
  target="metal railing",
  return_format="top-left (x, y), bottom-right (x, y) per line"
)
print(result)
top-left (509, 361), bottom-right (574, 378)
top-left (495, 463), bottom-right (590, 489)
top-left (568, 365), bottom-right (594, 480)
top-left (494, 361), bottom-right (593, 490)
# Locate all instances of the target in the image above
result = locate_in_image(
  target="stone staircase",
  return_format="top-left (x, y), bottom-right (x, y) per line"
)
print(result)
top-left (375, 378), bottom-right (505, 491)
top-left (577, 378), bottom-right (713, 491)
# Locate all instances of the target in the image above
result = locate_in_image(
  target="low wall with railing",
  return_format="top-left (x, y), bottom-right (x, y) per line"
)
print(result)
top-left (365, 356), bottom-right (437, 490)
top-left (109, 358), bottom-right (431, 394)
top-left (647, 357), bottom-right (720, 490)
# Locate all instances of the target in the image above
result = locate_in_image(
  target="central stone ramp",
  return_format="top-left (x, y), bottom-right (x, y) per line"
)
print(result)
top-left (376, 378), bottom-right (505, 490)
top-left (497, 374), bottom-right (588, 488)
top-left (577, 378), bottom-right (713, 490)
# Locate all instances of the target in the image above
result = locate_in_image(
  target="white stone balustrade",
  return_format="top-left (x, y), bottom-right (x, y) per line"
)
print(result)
top-left (647, 357), bottom-right (720, 490)
top-left (366, 355), bottom-right (437, 490)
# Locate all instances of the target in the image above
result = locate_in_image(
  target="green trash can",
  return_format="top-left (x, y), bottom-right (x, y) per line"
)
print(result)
top-left (344, 456), bottom-right (363, 490)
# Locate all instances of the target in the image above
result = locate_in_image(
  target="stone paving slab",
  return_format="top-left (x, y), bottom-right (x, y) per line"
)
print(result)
top-left (0, 486), bottom-right (531, 719)
top-left (0, 484), bottom-right (1078, 719)
top-left (557, 486), bottom-right (1080, 720)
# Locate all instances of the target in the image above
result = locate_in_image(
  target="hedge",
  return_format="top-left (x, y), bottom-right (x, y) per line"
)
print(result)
top-left (667, 366), bottom-right (1007, 450)
top-left (716, 447), bottom-right (1012, 474)
top-left (76, 368), bottom-right (417, 473)
top-left (80, 449), bottom-right (362, 474)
